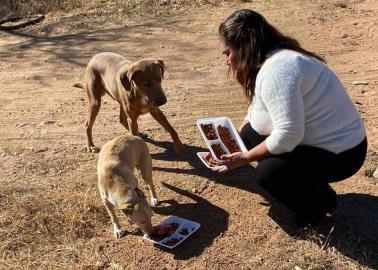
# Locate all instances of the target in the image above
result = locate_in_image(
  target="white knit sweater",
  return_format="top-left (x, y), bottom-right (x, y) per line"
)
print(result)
top-left (246, 49), bottom-right (365, 154)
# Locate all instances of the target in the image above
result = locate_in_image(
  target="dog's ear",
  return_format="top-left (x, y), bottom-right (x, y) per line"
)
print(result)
top-left (135, 187), bottom-right (146, 199)
top-left (115, 203), bottom-right (134, 213)
top-left (156, 60), bottom-right (165, 79)
top-left (120, 66), bottom-right (137, 91)
top-left (120, 71), bottom-right (131, 91)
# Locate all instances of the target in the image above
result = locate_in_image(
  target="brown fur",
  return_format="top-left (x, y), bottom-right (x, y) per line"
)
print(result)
top-left (97, 134), bottom-right (158, 238)
top-left (75, 52), bottom-right (184, 154)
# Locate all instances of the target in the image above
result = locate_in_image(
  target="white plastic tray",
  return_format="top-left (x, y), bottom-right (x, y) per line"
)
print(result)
top-left (197, 117), bottom-right (247, 162)
top-left (143, 215), bottom-right (201, 249)
top-left (196, 152), bottom-right (226, 171)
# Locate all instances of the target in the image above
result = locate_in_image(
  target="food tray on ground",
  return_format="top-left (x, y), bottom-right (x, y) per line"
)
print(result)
top-left (143, 215), bottom-right (201, 249)
top-left (197, 117), bottom-right (247, 162)
top-left (196, 152), bottom-right (226, 171)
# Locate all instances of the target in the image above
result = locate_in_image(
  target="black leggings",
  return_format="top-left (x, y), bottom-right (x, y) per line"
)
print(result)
top-left (240, 124), bottom-right (367, 217)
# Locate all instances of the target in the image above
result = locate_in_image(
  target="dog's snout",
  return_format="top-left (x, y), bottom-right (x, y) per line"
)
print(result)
top-left (149, 93), bottom-right (167, 106)
top-left (154, 95), bottom-right (167, 106)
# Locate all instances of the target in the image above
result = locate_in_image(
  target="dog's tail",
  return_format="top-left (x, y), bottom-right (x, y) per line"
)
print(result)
top-left (73, 83), bottom-right (84, 89)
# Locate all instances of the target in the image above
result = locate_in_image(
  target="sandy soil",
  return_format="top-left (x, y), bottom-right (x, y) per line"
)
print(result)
top-left (0, 0), bottom-right (377, 269)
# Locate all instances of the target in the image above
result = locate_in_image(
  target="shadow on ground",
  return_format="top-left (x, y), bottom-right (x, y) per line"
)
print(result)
top-left (152, 182), bottom-right (229, 260)
top-left (151, 143), bottom-right (378, 268)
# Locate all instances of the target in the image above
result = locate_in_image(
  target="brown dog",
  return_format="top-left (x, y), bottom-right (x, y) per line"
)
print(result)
top-left (98, 134), bottom-right (158, 238)
top-left (74, 52), bottom-right (183, 154)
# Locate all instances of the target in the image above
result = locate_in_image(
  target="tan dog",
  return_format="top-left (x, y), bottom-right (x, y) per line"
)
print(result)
top-left (98, 134), bottom-right (158, 238)
top-left (74, 52), bottom-right (183, 154)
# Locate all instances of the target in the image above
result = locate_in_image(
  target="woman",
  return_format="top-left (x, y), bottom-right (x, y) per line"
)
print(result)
top-left (218, 9), bottom-right (367, 226)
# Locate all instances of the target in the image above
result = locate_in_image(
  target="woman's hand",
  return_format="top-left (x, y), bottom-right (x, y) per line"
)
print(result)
top-left (218, 152), bottom-right (250, 173)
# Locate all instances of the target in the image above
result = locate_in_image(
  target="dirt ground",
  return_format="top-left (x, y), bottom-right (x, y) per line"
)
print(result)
top-left (1, 0), bottom-right (378, 269)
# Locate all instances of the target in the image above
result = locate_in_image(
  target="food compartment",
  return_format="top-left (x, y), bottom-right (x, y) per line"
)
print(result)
top-left (148, 222), bottom-right (180, 242)
top-left (200, 123), bottom-right (218, 140)
top-left (216, 124), bottom-right (241, 153)
top-left (177, 221), bottom-right (198, 237)
top-left (160, 235), bottom-right (184, 248)
top-left (210, 142), bottom-right (228, 160)
top-left (196, 152), bottom-right (225, 171)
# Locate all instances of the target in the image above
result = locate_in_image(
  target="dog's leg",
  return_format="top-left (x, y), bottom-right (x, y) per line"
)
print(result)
top-left (127, 117), bottom-right (139, 136)
top-left (85, 73), bottom-right (103, 153)
top-left (149, 107), bottom-right (184, 155)
top-left (139, 151), bottom-right (159, 206)
top-left (119, 107), bottom-right (130, 131)
top-left (102, 198), bottom-right (123, 239)
top-left (85, 98), bottom-right (101, 153)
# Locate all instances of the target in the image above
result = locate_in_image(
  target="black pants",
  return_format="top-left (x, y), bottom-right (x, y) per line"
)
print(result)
top-left (240, 124), bottom-right (367, 219)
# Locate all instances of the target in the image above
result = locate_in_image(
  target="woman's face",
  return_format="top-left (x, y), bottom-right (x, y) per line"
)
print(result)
top-left (221, 42), bottom-right (239, 70)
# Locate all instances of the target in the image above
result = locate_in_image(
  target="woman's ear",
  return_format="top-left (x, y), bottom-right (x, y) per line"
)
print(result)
top-left (156, 59), bottom-right (165, 79)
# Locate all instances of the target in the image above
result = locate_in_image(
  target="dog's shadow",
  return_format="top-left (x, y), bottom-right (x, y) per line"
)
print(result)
top-left (150, 182), bottom-right (229, 260)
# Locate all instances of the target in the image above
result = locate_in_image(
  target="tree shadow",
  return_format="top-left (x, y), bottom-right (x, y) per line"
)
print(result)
top-left (150, 182), bottom-right (229, 260)
top-left (0, 15), bottom-right (207, 68)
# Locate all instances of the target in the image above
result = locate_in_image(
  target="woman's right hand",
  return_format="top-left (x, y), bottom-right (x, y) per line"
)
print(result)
top-left (218, 152), bottom-right (250, 173)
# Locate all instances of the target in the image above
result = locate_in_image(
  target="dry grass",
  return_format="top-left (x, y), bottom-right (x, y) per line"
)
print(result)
top-left (0, 0), bottom-right (377, 269)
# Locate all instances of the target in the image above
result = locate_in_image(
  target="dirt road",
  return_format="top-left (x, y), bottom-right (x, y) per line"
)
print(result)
top-left (1, 1), bottom-right (377, 269)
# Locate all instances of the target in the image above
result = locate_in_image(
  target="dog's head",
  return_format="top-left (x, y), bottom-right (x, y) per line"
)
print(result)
top-left (120, 59), bottom-right (167, 107)
top-left (116, 188), bottom-right (153, 234)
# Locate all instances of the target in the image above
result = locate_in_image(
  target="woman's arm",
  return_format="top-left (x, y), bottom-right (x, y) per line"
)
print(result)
top-left (218, 140), bottom-right (271, 173)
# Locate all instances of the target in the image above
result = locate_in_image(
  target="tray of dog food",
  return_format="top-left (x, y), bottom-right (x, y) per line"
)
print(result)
top-left (144, 215), bottom-right (201, 249)
top-left (197, 117), bottom-right (247, 163)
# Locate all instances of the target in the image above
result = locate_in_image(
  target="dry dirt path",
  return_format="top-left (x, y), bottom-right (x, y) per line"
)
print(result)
top-left (0, 1), bottom-right (377, 269)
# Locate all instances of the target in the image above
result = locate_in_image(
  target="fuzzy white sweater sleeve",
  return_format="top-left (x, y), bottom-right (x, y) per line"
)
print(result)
top-left (246, 50), bottom-right (365, 155)
top-left (259, 57), bottom-right (305, 154)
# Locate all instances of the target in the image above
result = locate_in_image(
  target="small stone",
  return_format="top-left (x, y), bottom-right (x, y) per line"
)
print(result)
top-left (352, 81), bottom-right (368, 86)
top-left (35, 148), bottom-right (48, 153)
top-left (373, 167), bottom-right (378, 179)
top-left (342, 33), bottom-right (348, 38)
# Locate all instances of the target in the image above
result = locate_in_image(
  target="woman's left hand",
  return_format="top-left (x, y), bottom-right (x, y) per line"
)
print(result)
top-left (218, 152), bottom-right (250, 173)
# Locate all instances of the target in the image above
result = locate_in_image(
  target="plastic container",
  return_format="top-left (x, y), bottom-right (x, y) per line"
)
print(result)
top-left (196, 152), bottom-right (226, 171)
top-left (197, 117), bottom-right (247, 163)
top-left (143, 216), bottom-right (201, 249)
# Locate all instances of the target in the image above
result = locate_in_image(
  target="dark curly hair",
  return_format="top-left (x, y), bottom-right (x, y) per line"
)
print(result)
top-left (219, 9), bottom-right (325, 102)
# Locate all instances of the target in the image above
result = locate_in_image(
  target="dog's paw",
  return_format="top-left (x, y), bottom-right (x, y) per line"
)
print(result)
top-left (114, 229), bottom-right (123, 239)
top-left (88, 146), bottom-right (100, 153)
top-left (151, 197), bottom-right (159, 207)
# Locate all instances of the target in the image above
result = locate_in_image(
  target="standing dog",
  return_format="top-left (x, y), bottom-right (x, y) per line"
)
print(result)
top-left (74, 52), bottom-right (183, 154)
top-left (98, 134), bottom-right (158, 238)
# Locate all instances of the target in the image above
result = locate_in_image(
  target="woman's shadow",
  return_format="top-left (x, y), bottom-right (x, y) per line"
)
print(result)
top-left (152, 182), bottom-right (229, 260)
top-left (150, 141), bottom-right (378, 268)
